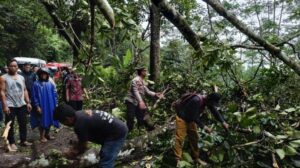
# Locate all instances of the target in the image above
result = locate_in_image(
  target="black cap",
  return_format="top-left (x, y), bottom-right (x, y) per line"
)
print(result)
top-left (37, 67), bottom-right (50, 75)
top-left (135, 66), bottom-right (146, 71)
top-left (207, 93), bottom-right (221, 107)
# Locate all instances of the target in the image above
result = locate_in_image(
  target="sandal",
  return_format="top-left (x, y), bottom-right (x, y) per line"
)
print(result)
top-left (40, 138), bottom-right (48, 143)
top-left (45, 135), bottom-right (55, 140)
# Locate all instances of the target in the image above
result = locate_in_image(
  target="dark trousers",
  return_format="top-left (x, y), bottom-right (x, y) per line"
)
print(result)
top-left (125, 101), bottom-right (154, 132)
top-left (67, 100), bottom-right (83, 111)
top-left (5, 106), bottom-right (28, 144)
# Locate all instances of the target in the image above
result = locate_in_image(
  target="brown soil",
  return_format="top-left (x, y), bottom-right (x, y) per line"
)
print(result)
top-left (0, 126), bottom-right (76, 168)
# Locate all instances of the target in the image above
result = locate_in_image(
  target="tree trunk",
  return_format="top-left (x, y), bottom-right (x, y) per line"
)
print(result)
top-left (149, 4), bottom-right (161, 82)
top-left (203, 0), bottom-right (300, 76)
top-left (151, 0), bottom-right (205, 54)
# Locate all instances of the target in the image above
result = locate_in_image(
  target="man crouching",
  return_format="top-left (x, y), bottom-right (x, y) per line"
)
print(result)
top-left (54, 104), bottom-right (128, 168)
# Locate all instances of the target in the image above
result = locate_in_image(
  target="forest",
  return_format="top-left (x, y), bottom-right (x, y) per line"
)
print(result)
top-left (0, 0), bottom-right (300, 167)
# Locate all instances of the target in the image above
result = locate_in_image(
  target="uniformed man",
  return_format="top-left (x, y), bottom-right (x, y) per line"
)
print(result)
top-left (125, 67), bottom-right (163, 132)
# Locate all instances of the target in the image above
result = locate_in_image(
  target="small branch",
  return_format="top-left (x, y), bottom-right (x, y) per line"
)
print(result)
top-left (232, 139), bottom-right (262, 148)
top-left (231, 44), bottom-right (264, 50)
top-left (152, 85), bottom-right (170, 109)
top-left (276, 31), bottom-right (300, 47)
top-left (139, 45), bottom-right (151, 53)
top-left (244, 58), bottom-right (263, 84)
top-left (272, 153), bottom-right (279, 168)
top-left (141, 16), bottom-right (151, 41)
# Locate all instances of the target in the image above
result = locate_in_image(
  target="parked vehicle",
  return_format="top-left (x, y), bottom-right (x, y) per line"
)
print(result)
top-left (45, 62), bottom-right (71, 81)
top-left (14, 57), bottom-right (46, 68)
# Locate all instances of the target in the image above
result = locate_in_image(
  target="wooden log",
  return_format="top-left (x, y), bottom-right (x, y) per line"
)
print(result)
top-left (2, 121), bottom-right (14, 152)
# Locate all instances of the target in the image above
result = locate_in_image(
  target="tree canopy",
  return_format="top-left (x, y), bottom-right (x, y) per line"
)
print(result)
top-left (0, 0), bottom-right (300, 167)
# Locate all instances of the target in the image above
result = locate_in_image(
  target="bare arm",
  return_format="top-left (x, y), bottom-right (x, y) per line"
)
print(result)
top-left (144, 86), bottom-right (156, 97)
top-left (0, 76), bottom-right (6, 103)
top-left (0, 76), bottom-right (7, 110)
top-left (24, 86), bottom-right (30, 105)
top-left (66, 81), bottom-right (70, 102)
top-left (22, 77), bottom-right (32, 112)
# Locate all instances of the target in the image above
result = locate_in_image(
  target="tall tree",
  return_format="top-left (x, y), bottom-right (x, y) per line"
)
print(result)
top-left (149, 3), bottom-right (161, 81)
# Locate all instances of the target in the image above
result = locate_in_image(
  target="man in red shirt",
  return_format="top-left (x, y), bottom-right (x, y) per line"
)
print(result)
top-left (66, 72), bottom-right (84, 110)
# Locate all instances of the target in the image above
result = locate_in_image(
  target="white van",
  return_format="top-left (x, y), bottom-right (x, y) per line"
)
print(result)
top-left (14, 57), bottom-right (47, 68)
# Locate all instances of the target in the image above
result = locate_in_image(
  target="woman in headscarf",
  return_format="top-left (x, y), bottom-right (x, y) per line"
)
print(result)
top-left (31, 67), bottom-right (59, 142)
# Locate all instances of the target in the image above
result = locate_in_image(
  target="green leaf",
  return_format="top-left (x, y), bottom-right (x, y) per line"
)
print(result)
top-left (275, 149), bottom-right (285, 159)
top-left (218, 150), bottom-right (225, 162)
top-left (253, 125), bottom-right (261, 134)
top-left (285, 108), bottom-right (296, 113)
top-left (284, 145), bottom-right (297, 156)
top-left (279, 112), bottom-right (288, 115)
top-left (289, 140), bottom-right (300, 148)
top-left (178, 160), bottom-right (192, 168)
top-left (182, 152), bottom-right (193, 163)
top-left (245, 107), bottom-right (257, 114)
top-left (123, 49), bottom-right (132, 67)
top-left (112, 108), bottom-right (123, 118)
top-left (233, 112), bottom-right (242, 122)
top-left (275, 135), bottom-right (288, 140)
top-left (274, 104), bottom-right (280, 111)
top-left (264, 131), bottom-right (276, 139)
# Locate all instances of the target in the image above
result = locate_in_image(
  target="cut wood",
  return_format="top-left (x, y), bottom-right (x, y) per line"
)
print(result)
top-left (2, 121), bottom-right (12, 140)
top-left (1, 121), bottom-right (15, 152)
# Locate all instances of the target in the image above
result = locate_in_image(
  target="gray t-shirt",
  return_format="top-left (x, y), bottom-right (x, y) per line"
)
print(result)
top-left (2, 74), bottom-right (26, 108)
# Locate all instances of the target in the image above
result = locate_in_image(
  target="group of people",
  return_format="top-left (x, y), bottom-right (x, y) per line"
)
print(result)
top-left (0, 59), bottom-right (85, 150)
top-left (0, 58), bottom-right (230, 168)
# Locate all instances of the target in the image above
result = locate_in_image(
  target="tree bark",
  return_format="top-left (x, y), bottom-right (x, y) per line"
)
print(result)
top-left (149, 4), bottom-right (161, 82)
top-left (151, 0), bottom-right (204, 54)
top-left (203, 0), bottom-right (300, 76)
top-left (86, 0), bottom-right (96, 71)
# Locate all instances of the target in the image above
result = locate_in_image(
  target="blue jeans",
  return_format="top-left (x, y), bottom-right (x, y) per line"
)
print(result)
top-left (98, 136), bottom-right (126, 168)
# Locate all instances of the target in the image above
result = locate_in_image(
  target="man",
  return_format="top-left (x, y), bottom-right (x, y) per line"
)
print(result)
top-left (3, 65), bottom-right (9, 74)
top-left (62, 67), bottom-right (73, 102)
top-left (20, 62), bottom-right (36, 97)
top-left (173, 93), bottom-right (229, 166)
top-left (0, 59), bottom-right (32, 151)
top-left (124, 67), bottom-right (163, 132)
top-left (54, 104), bottom-right (128, 168)
top-left (0, 66), bottom-right (7, 125)
top-left (66, 72), bottom-right (84, 110)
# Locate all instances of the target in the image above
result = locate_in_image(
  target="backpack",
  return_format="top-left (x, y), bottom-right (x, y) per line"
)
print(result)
top-left (172, 92), bottom-right (198, 112)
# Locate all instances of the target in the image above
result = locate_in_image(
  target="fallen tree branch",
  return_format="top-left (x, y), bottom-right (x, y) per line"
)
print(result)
top-left (151, 0), bottom-right (204, 53)
top-left (203, 0), bottom-right (300, 76)
top-left (39, 0), bottom-right (79, 54)
top-left (152, 85), bottom-right (170, 109)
